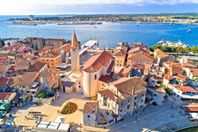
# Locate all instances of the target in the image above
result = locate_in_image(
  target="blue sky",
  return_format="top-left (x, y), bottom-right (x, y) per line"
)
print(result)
top-left (0, 0), bottom-right (198, 15)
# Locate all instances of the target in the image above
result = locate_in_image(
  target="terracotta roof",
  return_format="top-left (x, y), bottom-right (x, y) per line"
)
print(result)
top-left (112, 77), bottom-right (147, 97)
top-left (128, 47), bottom-right (149, 54)
top-left (98, 89), bottom-right (121, 103)
top-left (39, 53), bottom-right (60, 58)
top-left (0, 92), bottom-right (15, 100)
top-left (176, 74), bottom-right (187, 82)
top-left (118, 65), bottom-right (132, 77)
top-left (0, 64), bottom-right (12, 74)
top-left (83, 102), bottom-right (98, 114)
top-left (128, 54), bottom-right (154, 62)
top-left (83, 51), bottom-right (113, 72)
top-left (99, 75), bottom-right (113, 83)
top-left (29, 61), bottom-right (46, 72)
top-left (171, 66), bottom-right (183, 75)
top-left (0, 77), bottom-right (10, 87)
top-left (14, 72), bottom-right (39, 87)
top-left (15, 59), bottom-right (30, 71)
top-left (154, 49), bottom-right (169, 59)
top-left (154, 87), bottom-right (166, 94)
top-left (185, 104), bottom-right (198, 112)
top-left (62, 43), bottom-right (71, 53)
top-left (39, 46), bottom-right (53, 54)
top-left (176, 86), bottom-right (198, 93)
top-left (113, 50), bottom-right (126, 57)
top-left (190, 68), bottom-right (198, 77)
top-left (182, 62), bottom-right (195, 68)
top-left (0, 55), bottom-right (8, 63)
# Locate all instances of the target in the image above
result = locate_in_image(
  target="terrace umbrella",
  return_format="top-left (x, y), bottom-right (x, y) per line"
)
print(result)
top-left (0, 111), bottom-right (5, 118)
top-left (0, 104), bottom-right (8, 111)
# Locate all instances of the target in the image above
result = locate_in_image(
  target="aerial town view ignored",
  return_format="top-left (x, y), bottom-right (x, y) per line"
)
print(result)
top-left (0, 0), bottom-right (198, 132)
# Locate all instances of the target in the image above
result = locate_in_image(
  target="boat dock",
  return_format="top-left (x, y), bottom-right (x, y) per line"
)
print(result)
top-left (80, 40), bottom-right (99, 55)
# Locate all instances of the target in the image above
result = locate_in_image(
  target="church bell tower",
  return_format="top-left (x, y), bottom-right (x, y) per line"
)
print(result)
top-left (70, 32), bottom-right (80, 72)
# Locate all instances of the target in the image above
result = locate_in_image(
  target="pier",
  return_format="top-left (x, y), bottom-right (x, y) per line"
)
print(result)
top-left (80, 40), bottom-right (99, 55)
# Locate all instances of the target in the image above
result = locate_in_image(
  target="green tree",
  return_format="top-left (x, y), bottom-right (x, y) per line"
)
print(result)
top-left (191, 46), bottom-right (198, 54)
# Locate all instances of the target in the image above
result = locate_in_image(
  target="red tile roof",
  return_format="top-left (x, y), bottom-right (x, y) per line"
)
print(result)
top-left (29, 61), bottom-right (46, 72)
top-left (155, 87), bottom-right (166, 94)
top-left (176, 86), bottom-right (198, 93)
top-left (83, 51), bottom-right (113, 72)
top-left (14, 72), bottom-right (39, 87)
top-left (99, 75), bottom-right (113, 83)
top-left (83, 102), bottom-right (98, 114)
top-left (185, 104), bottom-right (198, 112)
top-left (113, 50), bottom-right (126, 57)
top-left (182, 62), bottom-right (196, 68)
top-left (112, 77), bottom-right (147, 97)
top-left (98, 89), bottom-right (121, 103)
top-left (118, 65), bottom-right (132, 77)
top-left (0, 92), bottom-right (15, 100)
top-left (176, 74), bottom-right (187, 82)
top-left (128, 54), bottom-right (154, 62)
top-left (128, 46), bottom-right (149, 54)
top-left (190, 68), bottom-right (198, 77)
top-left (0, 64), bottom-right (12, 74)
top-left (0, 77), bottom-right (9, 87)
top-left (171, 66), bottom-right (183, 75)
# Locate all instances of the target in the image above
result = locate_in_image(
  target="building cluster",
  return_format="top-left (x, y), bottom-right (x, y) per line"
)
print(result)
top-left (158, 40), bottom-right (188, 48)
top-left (0, 33), bottom-right (198, 127)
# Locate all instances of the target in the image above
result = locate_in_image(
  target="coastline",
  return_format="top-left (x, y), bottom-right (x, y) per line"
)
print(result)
top-left (8, 20), bottom-right (198, 26)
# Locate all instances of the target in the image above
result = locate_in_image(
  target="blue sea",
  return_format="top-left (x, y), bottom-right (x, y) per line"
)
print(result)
top-left (0, 16), bottom-right (198, 48)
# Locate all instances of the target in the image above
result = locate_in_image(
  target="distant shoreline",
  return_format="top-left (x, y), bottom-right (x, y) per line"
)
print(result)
top-left (7, 14), bottom-right (198, 25)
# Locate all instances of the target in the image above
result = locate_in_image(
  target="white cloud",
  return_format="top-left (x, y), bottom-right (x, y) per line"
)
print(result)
top-left (1, 0), bottom-right (198, 6)
top-left (0, 0), bottom-right (198, 15)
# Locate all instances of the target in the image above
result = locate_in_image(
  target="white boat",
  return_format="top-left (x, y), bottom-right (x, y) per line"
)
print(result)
top-left (187, 29), bottom-right (191, 33)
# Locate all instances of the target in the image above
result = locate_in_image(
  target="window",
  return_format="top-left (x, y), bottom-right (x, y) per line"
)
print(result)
top-left (94, 75), bottom-right (97, 80)
top-left (127, 105), bottom-right (130, 109)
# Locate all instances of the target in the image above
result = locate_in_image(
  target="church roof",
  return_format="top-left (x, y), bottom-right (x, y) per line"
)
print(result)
top-left (83, 51), bottom-right (112, 73)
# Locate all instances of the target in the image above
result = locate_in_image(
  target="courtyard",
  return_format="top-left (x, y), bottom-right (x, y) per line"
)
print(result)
top-left (9, 92), bottom-right (90, 129)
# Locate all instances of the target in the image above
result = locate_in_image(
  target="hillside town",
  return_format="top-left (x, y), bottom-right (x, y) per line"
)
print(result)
top-left (0, 33), bottom-right (198, 132)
